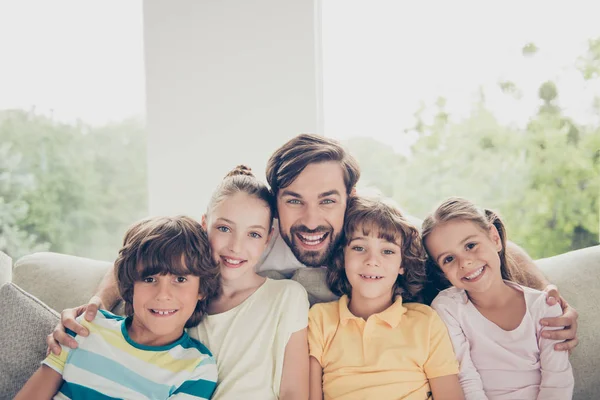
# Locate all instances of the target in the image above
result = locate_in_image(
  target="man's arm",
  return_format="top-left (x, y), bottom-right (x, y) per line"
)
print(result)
top-left (505, 241), bottom-right (548, 290)
top-left (47, 264), bottom-right (121, 355)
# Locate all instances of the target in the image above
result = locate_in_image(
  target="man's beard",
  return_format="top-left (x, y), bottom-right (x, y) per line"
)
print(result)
top-left (280, 224), bottom-right (342, 267)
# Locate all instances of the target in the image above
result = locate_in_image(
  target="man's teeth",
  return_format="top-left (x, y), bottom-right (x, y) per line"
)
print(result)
top-left (298, 233), bottom-right (326, 245)
top-left (360, 274), bottom-right (383, 280)
top-left (465, 267), bottom-right (484, 280)
top-left (224, 258), bottom-right (243, 264)
top-left (152, 310), bottom-right (176, 315)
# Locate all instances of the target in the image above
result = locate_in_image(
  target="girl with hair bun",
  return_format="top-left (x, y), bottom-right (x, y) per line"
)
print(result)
top-left (189, 165), bottom-right (310, 400)
top-left (423, 197), bottom-right (574, 399)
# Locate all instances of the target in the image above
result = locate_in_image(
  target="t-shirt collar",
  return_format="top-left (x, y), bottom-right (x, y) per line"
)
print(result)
top-left (338, 294), bottom-right (407, 328)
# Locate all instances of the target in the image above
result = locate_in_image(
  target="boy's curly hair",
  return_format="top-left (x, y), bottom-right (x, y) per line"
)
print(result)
top-left (326, 196), bottom-right (427, 303)
top-left (115, 216), bottom-right (220, 328)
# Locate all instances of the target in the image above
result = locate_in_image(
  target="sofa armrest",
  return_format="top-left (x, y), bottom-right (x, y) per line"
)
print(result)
top-left (0, 251), bottom-right (12, 286)
top-left (13, 252), bottom-right (115, 313)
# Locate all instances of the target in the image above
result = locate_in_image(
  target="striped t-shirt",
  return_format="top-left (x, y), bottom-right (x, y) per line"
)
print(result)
top-left (43, 310), bottom-right (217, 399)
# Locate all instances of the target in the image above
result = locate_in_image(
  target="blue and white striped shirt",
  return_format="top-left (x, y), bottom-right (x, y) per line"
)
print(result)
top-left (43, 310), bottom-right (217, 399)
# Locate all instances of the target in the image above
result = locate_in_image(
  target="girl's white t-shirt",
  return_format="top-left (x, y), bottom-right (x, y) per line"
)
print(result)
top-left (188, 278), bottom-right (309, 400)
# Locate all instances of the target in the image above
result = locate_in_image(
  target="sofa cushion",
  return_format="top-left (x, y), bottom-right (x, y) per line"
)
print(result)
top-left (537, 245), bottom-right (600, 400)
top-left (0, 283), bottom-right (60, 398)
top-left (13, 252), bottom-right (113, 313)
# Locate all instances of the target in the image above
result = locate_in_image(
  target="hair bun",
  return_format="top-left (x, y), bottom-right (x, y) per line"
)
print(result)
top-left (225, 165), bottom-right (254, 179)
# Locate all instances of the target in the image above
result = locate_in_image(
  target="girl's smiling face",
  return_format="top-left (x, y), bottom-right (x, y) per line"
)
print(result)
top-left (203, 192), bottom-right (272, 281)
top-left (344, 227), bottom-right (404, 301)
top-left (424, 219), bottom-right (503, 293)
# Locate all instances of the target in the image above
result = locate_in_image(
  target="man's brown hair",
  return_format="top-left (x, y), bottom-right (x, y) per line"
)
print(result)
top-left (327, 196), bottom-right (427, 302)
top-left (266, 133), bottom-right (361, 198)
top-left (115, 216), bottom-right (220, 328)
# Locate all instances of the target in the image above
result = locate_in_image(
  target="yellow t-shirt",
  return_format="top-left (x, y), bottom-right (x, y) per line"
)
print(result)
top-left (308, 295), bottom-right (459, 400)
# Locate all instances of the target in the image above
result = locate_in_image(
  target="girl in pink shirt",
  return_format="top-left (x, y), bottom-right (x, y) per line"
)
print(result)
top-left (423, 197), bottom-right (574, 400)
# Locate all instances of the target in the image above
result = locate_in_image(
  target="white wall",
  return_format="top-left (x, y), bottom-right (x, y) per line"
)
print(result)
top-left (143, 0), bottom-right (323, 218)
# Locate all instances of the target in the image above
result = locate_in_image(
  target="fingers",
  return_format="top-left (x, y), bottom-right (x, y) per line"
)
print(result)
top-left (46, 322), bottom-right (78, 355)
top-left (540, 316), bottom-right (573, 328)
top-left (85, 302), bottom-right (100, 322)
top-left (544, 284), bottom-right (560, 306)
top-left (46, 332), bottom-right (61, 356)
top-left (545, 296), bottom-right (558, 306)
top-left (542, 324), bottom-right (576, 339)
top-left (555, 337), bottom-right (579, 352)
top-left (61, 308), bottom-right (89, 337)
top-left (541, 304), bottom-right (578, 325)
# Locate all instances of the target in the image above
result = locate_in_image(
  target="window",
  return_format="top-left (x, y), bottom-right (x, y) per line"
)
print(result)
top-left (0, 1), bottom-right (147, 261)
top-left (323, 0), bottom-right (600, 258)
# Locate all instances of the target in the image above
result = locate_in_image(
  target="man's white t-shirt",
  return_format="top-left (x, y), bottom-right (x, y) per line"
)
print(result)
top-left (189, 278), bottom-right (309, 400)
top-left (256, 220), bottom-right (306, 277)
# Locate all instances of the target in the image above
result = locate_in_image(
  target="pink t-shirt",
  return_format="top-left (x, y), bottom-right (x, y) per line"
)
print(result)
top-left (431, 281), bottom-right (574, 400)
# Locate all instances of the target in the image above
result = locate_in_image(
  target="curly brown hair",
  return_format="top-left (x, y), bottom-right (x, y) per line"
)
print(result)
top-left (326, 196), bottom-right (427, 303)
top-left (421, 197), bottom-right (516, 304)
top-left (114, 216), bottom-right (220, 328)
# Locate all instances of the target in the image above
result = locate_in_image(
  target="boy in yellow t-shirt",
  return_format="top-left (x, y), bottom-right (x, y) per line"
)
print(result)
top-left (308, 196), bottom-right (464, 400)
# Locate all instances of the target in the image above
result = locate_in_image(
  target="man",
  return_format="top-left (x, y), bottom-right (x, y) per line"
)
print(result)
top-left (49, 134), bottom-right (578, 353)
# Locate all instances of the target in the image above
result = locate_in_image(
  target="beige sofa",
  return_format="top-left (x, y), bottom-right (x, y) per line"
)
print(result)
top-left (1, 247), bottom-right (598, 399)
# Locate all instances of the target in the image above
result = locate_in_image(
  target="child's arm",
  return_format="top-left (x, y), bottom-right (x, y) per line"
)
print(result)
top-left (430, 298), bottom-right (487, 400)
top-left (14, 364), bottom-right (63, 400)
top-left (309, 356), bottom-right (324, 400)
top-left (307, 303), bottom-right (328, 400)
top-left (280, 327), bottom-right (310, 400)
top-left (429, 374), bottom-right (464, 400)
top-left (536, 302), bottom-right (574, 399)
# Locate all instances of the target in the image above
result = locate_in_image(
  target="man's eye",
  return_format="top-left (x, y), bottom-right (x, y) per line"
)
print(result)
top-left (143, 277), bottom-right (155, 283)
top-left (217, 226), bottom-right (231, 233)
top-left (249, 232), bottom-right (263, 239)
top-left (383, 249), bottom-right (395, 255)
top-left (287, 199), bottom-right (301, 205)
top-left (321, 199), bottom-right (335, 205)
top-left (176, 276), bottom-right (187, 283)
top-left (443, 256), bottom-right (454, 265)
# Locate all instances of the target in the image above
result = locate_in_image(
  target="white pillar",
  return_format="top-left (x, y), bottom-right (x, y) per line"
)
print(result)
top-left (144, 0), bottom-right (323, 218)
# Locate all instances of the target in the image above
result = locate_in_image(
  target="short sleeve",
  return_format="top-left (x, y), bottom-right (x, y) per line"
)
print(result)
top-left (42, 315), bottom-right (90, 375)
top-left (423, 309), bottom-right (460, 378)
top-left (307, 305), bottom-right (326, 365)
top-left (42, 345), bottom-right (71, 375)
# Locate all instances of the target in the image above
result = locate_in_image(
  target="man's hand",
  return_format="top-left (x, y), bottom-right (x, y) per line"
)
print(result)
top-left (46, 296), bottom-right (104, 355)
top-left (541, 284), bottom-right (579, 352)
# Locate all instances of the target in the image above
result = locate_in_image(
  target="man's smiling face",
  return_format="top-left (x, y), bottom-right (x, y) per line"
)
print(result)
top-left (276, 161), bottom-right (348, 267)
